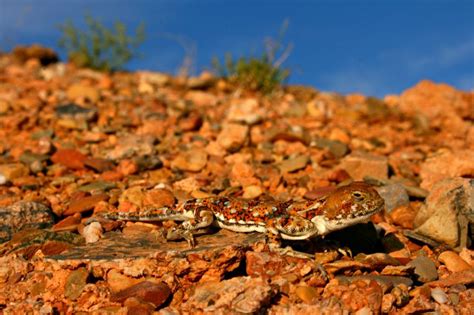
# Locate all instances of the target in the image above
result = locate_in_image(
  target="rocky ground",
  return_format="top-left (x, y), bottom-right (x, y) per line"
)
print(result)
top-left (0, 46), bottom-right (473, 314)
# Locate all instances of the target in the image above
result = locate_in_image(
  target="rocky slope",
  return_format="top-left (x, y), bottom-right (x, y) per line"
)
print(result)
top-left (0, 46), bottom-right (473, 313)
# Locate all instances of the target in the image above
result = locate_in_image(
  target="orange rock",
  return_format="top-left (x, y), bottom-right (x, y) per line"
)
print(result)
top-left (143, 189), bottom-right (175, 208)
top-left (63, 194), bottom-right (109, 216)
top-left (53, 213), bottom-right (82, 232)
top-left (389, 205), bottom-right (416, 229)
top-left (438, 251), bottom-right (472, 273)
top-left (51, 149), bottom-right (87, 170)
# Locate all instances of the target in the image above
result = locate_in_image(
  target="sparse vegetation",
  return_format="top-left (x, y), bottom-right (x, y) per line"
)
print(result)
top-left (58, 15), bottom-right (145, 72)
top-left (212, 21), bottom-right (292, 94)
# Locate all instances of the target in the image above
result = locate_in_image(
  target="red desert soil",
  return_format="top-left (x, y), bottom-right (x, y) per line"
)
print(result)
top-left (0, 46), bottom-right (473, 313)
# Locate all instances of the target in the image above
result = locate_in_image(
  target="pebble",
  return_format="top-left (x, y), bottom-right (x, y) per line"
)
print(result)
top-left (340, 151), bottom-right (388, 180)
top-left (389, 205), bottom-right (416, 229)
top-left (438, 251), bottom-right (472, 272)
top-left (312, 138), bottom-right (349, 158)
top-left (407, 256), bottom-right (438, 283)
top-left (227, 98), bottom-right (264, 125)
top-left (143, 188), bottom-right (175, 208)
top-left (64, 267), bottom-right (89, 300)
top-left (295, 286), bottom-right (319, 304)
top-left (81, 221), bottom-right (103, 243)
top-left (63, 193), bottom-right (109, 216)
top-left (216, 123), bottom-right (249, 151)
top-left (430, 287), bottom-right (448, 304)
top-left (376, 183), bottom-right (410, 213)
top-left (110, 281), bottom-right (171, 308)
top-left (278, 155), bottom-right (309, 173)
top-left (242, 185), bottom-right (263, 199)
top-left (107, 269), bottom-right (143, 293)
top-left (0, 163), bottom-right (29, 182)
top-left (171, 149), bottom-right (208, 172)
top-left (51, 149), bottom-right (87, 170)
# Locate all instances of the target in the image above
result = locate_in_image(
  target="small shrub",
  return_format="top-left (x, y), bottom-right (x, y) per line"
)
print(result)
top-left (212, 21), bottom-right (292, 94)
top-left (58, 15), bottom-right (145, 72)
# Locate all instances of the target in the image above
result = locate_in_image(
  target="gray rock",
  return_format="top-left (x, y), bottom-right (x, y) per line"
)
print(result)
top-left (0, 201), bottom-right (54, 243)
top-left (407, 256), bottom-right (438, 283)
top-left (312, 138), bottom-right (349, 159)
top-left (376, 183), bottom-right (410, 213)
top-left (55, 103), bottom-right (97, 121)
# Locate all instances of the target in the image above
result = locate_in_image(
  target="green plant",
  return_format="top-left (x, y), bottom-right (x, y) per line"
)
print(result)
top-left (212, 21), bottom-right (292, 94)
top-left (58, 15), bottom-right (145, 72)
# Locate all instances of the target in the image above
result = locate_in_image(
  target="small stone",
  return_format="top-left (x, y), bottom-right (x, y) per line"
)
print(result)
top-left (65, 267), bottom-right (89, 300)
top-left (106, 135), bottom-right (155, 160)
top-left (119, 187), bottom-right (147, 209)
top-left (438, 251), bottom-right (472, 273)
top-left (312, 138), bottom-right (349, 159)
top-left (110, 281), bottom-right (171, 308)
top-left (389, 205), bottom-right (416, 229)
top-left (242, 185), bottom-right (263, 199)
top-left (63, 194), bottom-right (109, 216)
top-left (179, 113), bottom-right (203, 132)
top-left (78, 181), bottom-right (116, 193)
top-left (295, 286), bottom-right (319, 304)
top-left (52, 213), bottom-right (82, 232)
top-left (51, 149), bottom-right (87, 170)
top-left (278, 155), bottom-right (309, 173)
top-left (376, 184), bottom-right (410, 213)
top-left (227, 98), bottom-right (264, 125)
top-left (107, 270), bottom-right (142, 293)
top-left (340, 152), bottom-right (388, 180)
top-left (216, 123), bottom-right (249, 152)
top-left (0, 163), bottom-right (29, 182)
top-left (55, 103), bottom-right (97, 121)
top-left (81, 221), bottom-right (103, 243)
top-left (66, 83), bottom-right (100, 102)
top-left (143, 189), bottom-right (175, 208)
top-left (407, 256), bottom-right (438, 283)
top-left (171, 149), bottom-right (208, 172)
top-left (430, 287), bottom-right (448, 304)
top-left (419, 150), bottom-right (474, 190)
top-left (83, 158), bottom-right (115, 172)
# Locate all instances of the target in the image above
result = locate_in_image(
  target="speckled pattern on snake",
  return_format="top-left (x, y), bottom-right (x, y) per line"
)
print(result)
top-left (97, 182), bottom-right (384, 243)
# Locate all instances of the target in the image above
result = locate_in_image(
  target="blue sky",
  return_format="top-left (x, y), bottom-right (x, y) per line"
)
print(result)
top-left (1, 0), bottom-right (473, 96)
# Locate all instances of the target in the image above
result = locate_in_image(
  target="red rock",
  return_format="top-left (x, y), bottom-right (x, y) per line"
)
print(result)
top-left (51, 149), bottom-right (87, 170)
top-left (52, 213), bottom-right (81, 232)
top-left (110, 281), bottom-right (171, 308)
top-left (171, 149), bottom-right (208, 172)
top-left (427, 269), bottom-right (474, 287)
top-left (100, 170), bottom-right (124, 181)
top-left (83, 158), bottom-right (115, 172)
top-left (63, 194), bottom-right (109, 216)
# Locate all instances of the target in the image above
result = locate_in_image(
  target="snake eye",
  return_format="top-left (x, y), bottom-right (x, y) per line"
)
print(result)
top-left (352, 191), bottom-right (364, 200)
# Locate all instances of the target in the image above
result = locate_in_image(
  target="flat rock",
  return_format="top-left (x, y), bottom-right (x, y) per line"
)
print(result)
top-left (407, 256), bottom-right (438, 283)
top-left (111, 280), bottom-right (171, 308)
top-left (51, 149), bottom-right (87, 170)
top-left (175, 276), bottom-right (275, 313)
top-left (171, 149), bottom-right (208, 172)
top-left (340, 151), bottom-right (388, 180)
top-left (278, 155), bottom-right (309, 173)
